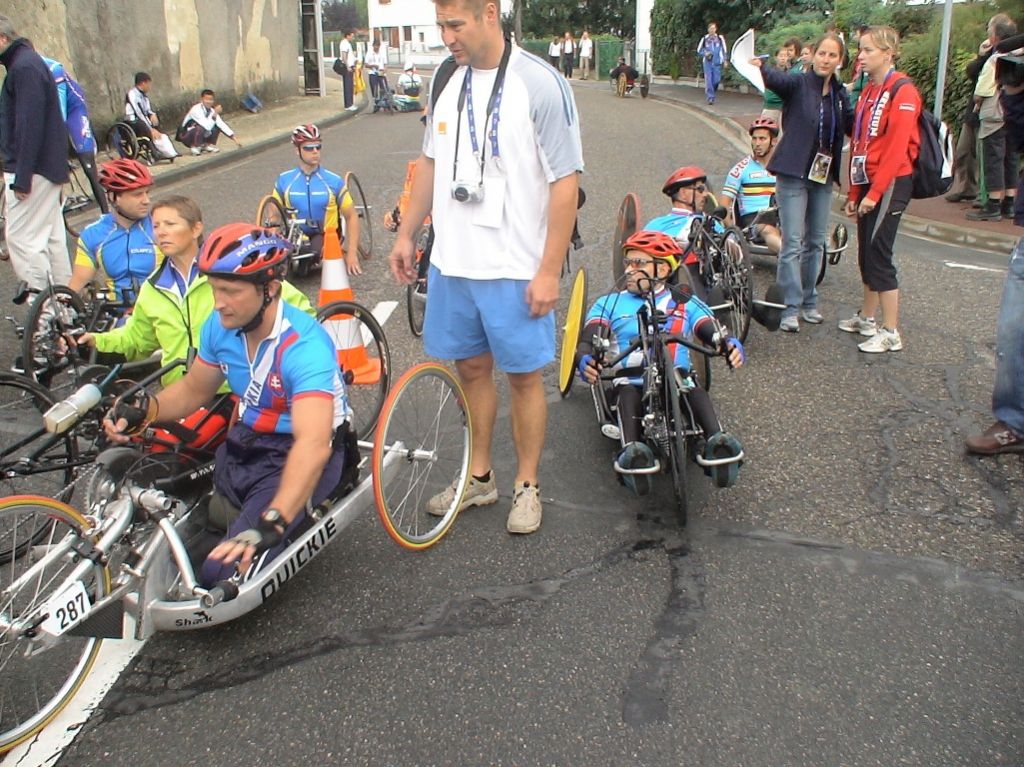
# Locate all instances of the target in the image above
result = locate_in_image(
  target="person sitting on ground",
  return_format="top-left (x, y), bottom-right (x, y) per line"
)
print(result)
top-left (103, 222), bottom-right (351, 587)
top-left (124, 71), bottom-right (178, 160)
top-left (577, 230), bottom-right (745, 495)
top-left (720, 117), bottom-right (782, 256)
top-left (397, 61), bottom-right (423, 98)
top-left (609, 57), bottom-right (639, 88)
top-left (272, 123), bottom-right (363, 275)
top-left (178, 89), bottom-right (242, 156)
top-left (78, 196), bottom-right (313, 387)
top-left (69, 159), bottom-right (161, 306)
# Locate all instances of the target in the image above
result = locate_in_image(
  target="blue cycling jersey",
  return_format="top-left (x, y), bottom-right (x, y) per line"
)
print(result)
top-left (722, 156), bottom-right (776, 218)
top-left (197, 301), bottom-right (350, 434)
top-left (75, 214), bottom-right (162, 300)
top-left (273, 167), bottom-right (354, 236)
top-left (645, 209), bottom-right (700, 249)
top-left (585, 287), bottom-right (715, 384)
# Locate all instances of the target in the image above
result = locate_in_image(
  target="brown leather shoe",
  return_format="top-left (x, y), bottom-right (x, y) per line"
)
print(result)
top-left (965, 421), bottom-right (1024, 455)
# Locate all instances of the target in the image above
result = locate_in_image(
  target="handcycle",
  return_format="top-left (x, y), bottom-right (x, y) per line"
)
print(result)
top-left (0, 356), bottom-right (472, 752)
top-left (557, 268), bottom-right (743, 525)
top-left (253, 172), bottom-right (373, 278)
top-left (104, 121), bottom-right (172, 167)
top-left (609, 70), bottom-right (650, 98)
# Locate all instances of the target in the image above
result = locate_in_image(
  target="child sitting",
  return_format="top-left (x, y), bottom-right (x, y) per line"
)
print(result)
top-left (577, 230), bottom-right (745, 495)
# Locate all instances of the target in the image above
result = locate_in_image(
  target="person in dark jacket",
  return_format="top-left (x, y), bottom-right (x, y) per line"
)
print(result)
top-left (0, 15), bottom-right (71, 291)
top-left (750, 32), bottom-right (850, 332)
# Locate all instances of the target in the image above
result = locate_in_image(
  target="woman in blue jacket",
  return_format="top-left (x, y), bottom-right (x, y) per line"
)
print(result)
top-left (750, 33), bottom-right (850, 332)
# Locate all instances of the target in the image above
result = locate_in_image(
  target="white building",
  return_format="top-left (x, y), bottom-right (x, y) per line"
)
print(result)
top-left (367, 0), bottom-right (513, 66)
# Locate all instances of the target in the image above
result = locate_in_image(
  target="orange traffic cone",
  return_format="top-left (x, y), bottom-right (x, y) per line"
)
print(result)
top-left (318, 226), bottom-right (382, 385)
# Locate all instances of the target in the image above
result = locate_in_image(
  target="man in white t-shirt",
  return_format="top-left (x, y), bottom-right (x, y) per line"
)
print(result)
top-left (388, 0), bottom-right (583, 535)
top-left (363, 40), bottom-right (387, 103)
top-left (579, 31), bottom-right (593, 79)
top-left (337, 31), bottom-right (356, 110)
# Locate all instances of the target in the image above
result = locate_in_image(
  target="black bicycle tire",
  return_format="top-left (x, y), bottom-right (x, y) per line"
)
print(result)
top-left (21, 286), bottom-right (88, 388)
top-left (406, 225), bottom-right (432, 337)
top-left (721, 227), bottom-right (754, 343)
top-left (104, 123), bottom-right (138, 160)
top-left (345, 172), bottom-right (373, 261)
top-left (666, 366), bottom-right (691, 527)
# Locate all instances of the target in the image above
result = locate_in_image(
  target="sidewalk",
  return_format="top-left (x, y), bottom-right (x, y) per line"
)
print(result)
top-left (642, 76), bottom-right (1021, 255)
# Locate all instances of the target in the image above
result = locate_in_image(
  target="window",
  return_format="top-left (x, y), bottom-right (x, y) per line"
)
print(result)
top-left (403, 26), bottom-right (412, 42)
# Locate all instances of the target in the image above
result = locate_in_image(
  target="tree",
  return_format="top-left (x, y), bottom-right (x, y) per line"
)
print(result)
top-left (321, 0), bottom-right (363, 33)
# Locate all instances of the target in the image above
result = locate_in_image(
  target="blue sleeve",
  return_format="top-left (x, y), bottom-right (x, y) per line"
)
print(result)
top-left (282, 333), bottom-right (337, 399)
top-left (722, 161), bottom-right (743, 198)
top-left (196, 313), bottom-right (222, 368)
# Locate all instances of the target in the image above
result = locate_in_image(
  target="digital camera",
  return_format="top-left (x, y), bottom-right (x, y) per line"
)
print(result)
top-left (451, 181), bottom-right (484, 203)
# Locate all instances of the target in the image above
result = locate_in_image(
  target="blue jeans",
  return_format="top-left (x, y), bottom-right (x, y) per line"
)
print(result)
top-left (993, 237), bottom-right (1024, 436)
top-left (702, 61), bottom-right (721, 101)
top-left (775, 173), bottom-right (833, 317)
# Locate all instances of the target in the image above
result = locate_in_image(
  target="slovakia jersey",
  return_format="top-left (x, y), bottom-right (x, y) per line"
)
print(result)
top-left (198, 301), bottom-right (350, 434)
top-left (75, 214), bottom-right (162, 299)
top-left (273, 167), bottom-right (353, 236)
top-left (585, 288), bottom-right (715, 385)
top-left (723, 156), bottom-right (776, 217)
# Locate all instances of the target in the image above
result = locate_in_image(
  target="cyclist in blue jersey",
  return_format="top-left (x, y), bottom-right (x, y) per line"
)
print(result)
top-left (273, 124), bottom-right (363, 275)
top-left (645, 166), bottom-right (718, 297)
top-left (104, 222), bottom-right (351, 585)
top-left (577, 231), bottom-right (745, 495)
top-left (720, 116), bottom-right (781, 255)
top-left (69, 158), bottom-right (161, 303)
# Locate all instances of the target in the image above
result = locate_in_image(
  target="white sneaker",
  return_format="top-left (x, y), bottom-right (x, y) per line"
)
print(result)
top-left (507, 481), bottom-right (542, 534)
top-left (426, 472), bottom-right (498, 516)
top-left (838, 312), bottom-right (877, 336)
top-left (858, 328), bottom-right (902, 353)
top-left (800, 308), bottom-right (823, 324)
top-left (190, 146), bottom-right (202, 156)
top-left (346, 105), bottom-right (359, 111)
top-left (204, 145), bottom-right (219, 153)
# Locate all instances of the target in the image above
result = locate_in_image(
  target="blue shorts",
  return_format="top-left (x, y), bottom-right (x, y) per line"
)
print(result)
top-left (423, 265), bottom-right (555, 374)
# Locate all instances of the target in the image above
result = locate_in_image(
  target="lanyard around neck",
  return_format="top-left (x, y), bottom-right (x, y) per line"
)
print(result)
top-left (852, 69), bottom-right (896, 149)
top-left (452, 40), bottom-right (511, 183)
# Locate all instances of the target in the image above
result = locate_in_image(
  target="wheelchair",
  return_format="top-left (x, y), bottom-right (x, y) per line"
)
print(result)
top-left (104, 121), bottom-right (172, 166)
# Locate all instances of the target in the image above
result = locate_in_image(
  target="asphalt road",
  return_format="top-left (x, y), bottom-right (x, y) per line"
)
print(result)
top-left (3, 79), bottom-right (1020, 767)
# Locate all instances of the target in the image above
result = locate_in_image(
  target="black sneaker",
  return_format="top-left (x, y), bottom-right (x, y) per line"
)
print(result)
top-left (1001, 198), bottom-right (1016, 218)
top-left (944, 192), bottom-right (975, 203)
top-left (966, 201), bottom-right (1002, 221)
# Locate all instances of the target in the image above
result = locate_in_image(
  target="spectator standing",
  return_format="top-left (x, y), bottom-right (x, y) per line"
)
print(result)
top-left (562, 32), bottom-right (575, 78)
top-left (967, 14), bottom-right (1018, 221)
top-left (697, 22), bottom-right (728, 105)
top-left (579, 31), bottom-right (593, 80)
top-left (945, 38), bottom-right (995, 203)
top-left (338, 31), bottom-right (357, 111)
top-left (548, 36), bottom-right (560, 69)
top-left (0, 15), bottom-right (71, 290)
top-left (178, 90), bottom-right (241, 156)
top-left (839, 26), bottom-right (921, 354)
top-left (125, 72), bottom-right (179, 159)
top-left (761, 40), bottom-right (798, 124)
top-left (364, 41), bottom-right (387, 103)
top-left (751, 33), bottom-right (850, 333)
top-left (389, 0), bottom-right (584, 534)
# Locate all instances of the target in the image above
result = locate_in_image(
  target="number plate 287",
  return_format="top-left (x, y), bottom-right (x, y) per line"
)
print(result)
top-left (40, 581), bottom-right (91, 636)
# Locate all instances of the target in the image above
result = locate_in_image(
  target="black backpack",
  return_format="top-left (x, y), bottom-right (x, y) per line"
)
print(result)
top-left (332, 57), bottom-right (345, 76)
top-left (890, 78), bottom-right (954, 199)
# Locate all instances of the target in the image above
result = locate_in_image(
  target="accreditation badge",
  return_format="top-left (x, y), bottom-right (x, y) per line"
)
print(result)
top-left (850, 155), bottom-right (869, 186)
top-left (808, 152), bottom-right (832, 185)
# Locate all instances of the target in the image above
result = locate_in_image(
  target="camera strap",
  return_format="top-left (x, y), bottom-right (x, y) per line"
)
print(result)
top-left (452, 40), bottom-right (511, 183)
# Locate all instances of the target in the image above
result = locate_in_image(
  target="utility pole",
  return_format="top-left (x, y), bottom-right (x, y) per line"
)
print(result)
top-left (934, 0), bottom-right (954, 118)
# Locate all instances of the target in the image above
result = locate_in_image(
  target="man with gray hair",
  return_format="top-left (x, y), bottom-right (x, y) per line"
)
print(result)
top-left (0, 14), bottom-right (71, 290)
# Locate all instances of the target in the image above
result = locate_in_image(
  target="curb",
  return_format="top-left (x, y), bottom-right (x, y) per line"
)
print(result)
top-left (649, 87), bottom-right (1020, 255)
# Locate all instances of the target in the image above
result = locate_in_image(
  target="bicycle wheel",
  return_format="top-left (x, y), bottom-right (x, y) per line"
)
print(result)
top-left (372, 363), bottom-right (470, 550)
top-left (721, 227), bottom-right (753, 343)
top-left (344, 172), bottom-right (373, 261)
top-left (616, 73), bottom-right (627, 97)
top-left (316, 300), bottom-right (390, 439)
top-left (0, 187), bottom-right (7, 261)
top-left (255, 194), bottom-right (288, 235)
top-left (61, 163), bottom-right (93, 238)
top-left (558, 267), bottom-right (587, 397)
top-left (612, 193), bottom-right (640, 286)
top-left (405, 225), bottom-right (432, 337)
top-left (640, 74), bottom-right (650, 98)
top-left (21, 286), bottom-right (88, 389)
top-left (104, 122), bottom-right (138, 160)
top-left (666, 368), bottom-right (693, 527)
top-left (0, 496), bottom-right (111, 752)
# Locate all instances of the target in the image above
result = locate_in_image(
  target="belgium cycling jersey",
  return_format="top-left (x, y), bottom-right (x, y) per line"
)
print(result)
top-left (585, 288), bottom-right (715, 385)
top-left (75, 213), bottom-right (162, 300)
top-left (272, 167), bottom-right (355, 236)
top-left (197, 301), bottom-right (350, 434)
top-left (722, 156), bottom-right (775, 218)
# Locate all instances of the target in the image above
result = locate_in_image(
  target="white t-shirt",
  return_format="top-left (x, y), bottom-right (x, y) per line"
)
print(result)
top-left (364, 49), bottom-right (386, 72)
top-left (423, 47), bottom-right (584, 280)
top-left (563, 39), bottom-right (574, 55)
top-left (548, 41), bottom-right (560, 57)
top-left (579, 37), bottom-right (593, 58)
top-left (339, 38), bottom-right (353, 66)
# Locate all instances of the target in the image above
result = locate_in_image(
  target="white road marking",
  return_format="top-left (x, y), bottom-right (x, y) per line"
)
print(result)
top-left (368, 301), bottom-right (397, 345)
top-left (944, 261), bottom-right (1004, 273)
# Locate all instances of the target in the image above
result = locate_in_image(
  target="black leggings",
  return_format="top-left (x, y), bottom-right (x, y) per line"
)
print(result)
top-left (613, 380), bottom-right (721, 446)
top-left (856, 174), bottom-right (912, 293)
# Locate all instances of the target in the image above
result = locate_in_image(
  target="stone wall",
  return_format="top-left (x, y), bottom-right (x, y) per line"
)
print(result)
top-left (3, 0), bottom-right (299, 131)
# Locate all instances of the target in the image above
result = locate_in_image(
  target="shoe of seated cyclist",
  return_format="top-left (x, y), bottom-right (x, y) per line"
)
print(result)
top-left (704, 431), bottom-right (743, 488)
top-left (190, 146), bottom-right (203, 156)
top-left (426, 471), bottom-right (498, 516)
top-left (838, 312), bottom-right (877, 336)
top-left (618, 441), bottom-right (654, 497)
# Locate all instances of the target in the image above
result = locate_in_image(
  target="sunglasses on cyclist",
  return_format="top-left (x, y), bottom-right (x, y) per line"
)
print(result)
top-left (622, 256), bottom-right (657, 269)
top-left (685, 183), bottom-right (707, 193)
top-left (301, 144), bottom-right (322, 151)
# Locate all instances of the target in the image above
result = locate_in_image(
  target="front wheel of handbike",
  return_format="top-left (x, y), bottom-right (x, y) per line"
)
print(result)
top-left (21, 286), bottom-right (87, 389)
top-left (720, 227), bottom-right (753, 343)
top-left (372, 363), bottom-right (471, 550)
top-left (0, 496), bottom-right (111, 752)
top-left (667, 369), bottom-right (694, 526)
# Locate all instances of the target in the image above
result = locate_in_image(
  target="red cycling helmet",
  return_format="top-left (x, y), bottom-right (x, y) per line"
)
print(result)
top-left (98, 158), bottom-right (153, 192)
top-left (623, 230), bottom-right (684, 272)
top-left (291, 123), bottom-right (321, 145)
top-left (198, 223), bottom-right (292, 283)
top-left (662, 166), bottom-right (708, 198)
top-left (749, 116), bottom-right (780, 137)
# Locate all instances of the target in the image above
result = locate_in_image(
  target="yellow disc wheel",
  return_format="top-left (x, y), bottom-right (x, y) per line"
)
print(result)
top-left (558, 267), bottom-right (588, 398)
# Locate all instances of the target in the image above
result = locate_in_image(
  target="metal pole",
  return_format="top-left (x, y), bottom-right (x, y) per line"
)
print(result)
top-left (934, 0), bottom-right (954, 118)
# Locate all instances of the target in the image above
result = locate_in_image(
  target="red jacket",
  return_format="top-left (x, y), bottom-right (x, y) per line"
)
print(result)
top-left (848, 70), bottom-right (921, 205)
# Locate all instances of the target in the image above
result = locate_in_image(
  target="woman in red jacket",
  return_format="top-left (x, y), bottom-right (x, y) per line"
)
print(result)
top-left (840, 26), bottom-right (921, 353)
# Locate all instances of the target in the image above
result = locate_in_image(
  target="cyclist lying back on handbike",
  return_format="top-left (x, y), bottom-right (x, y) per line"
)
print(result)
top-left (577, 230), bottom-right (745, 495)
